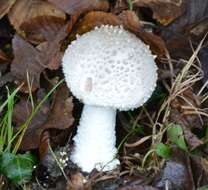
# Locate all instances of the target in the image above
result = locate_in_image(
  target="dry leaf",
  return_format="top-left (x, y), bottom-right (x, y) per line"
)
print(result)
top-left (118, 10), bottom-right (167, 58)
top-left (0, 0), bottom-right (16, 19)
top-left (11, 23), bottom-right (70, 91)
top-left (41, 23), bottom-right (71, 70)
top-left (66, 173), bottom-right (91, 190)
top-left (42, 85), bottom-right (74, 131)
top-left (68, 11), bottom-right (167, 58)
top-left (68, 11), bottom-right (121, 41)
top-left (134, 0), bottom-right (185, 25)
top-left (48, 0), bottom-right (109, 15)
top-left (20, 16), bottom-right (66, 44)
top-left (39, 131), bottom-right (50, 160)
top-left (13, 84), bottom-right (74, 150)
top-left (36, 23), bottom-right (70, 70)
top-left (11, 35), bottom-right (44, 91)
top-left (8, 0), bottom-right (66, 43)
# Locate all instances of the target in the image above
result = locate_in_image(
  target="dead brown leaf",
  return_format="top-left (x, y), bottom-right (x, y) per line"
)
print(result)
top-left (38, 23), bottom-right (71, 70)
top-left (66, 173), bottom-right (91, 190)
top-left (11, 23), bottom-right (70, 91)
top-left (8, 0), bottom-right (66, 43)
top-left (13, 84), bottom-right (74, 150)
top-left (20, 16), bottom-right (66, 44)
top-left (48, 0), bottom-right (109, 15)
top-left (118, 11), bottom-right (167, 58)
top-left (0, 0), bottom-right (16, 19)
top-left (68, 11), bottom-right (121, 41)
top-left (11, 35), bottom-right (44, 91)
top-left (134, 0), bottom-right (186, 25)
top-left (39, 130), bottom-right (50, 160)
top-left (68, 11), bottom-right (167, 58)
top-left (42, 84), bottom-right (74, 131)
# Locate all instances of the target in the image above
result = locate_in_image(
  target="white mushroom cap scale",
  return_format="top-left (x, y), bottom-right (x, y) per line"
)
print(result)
top-left (62, 25), bottom-right (157, 111)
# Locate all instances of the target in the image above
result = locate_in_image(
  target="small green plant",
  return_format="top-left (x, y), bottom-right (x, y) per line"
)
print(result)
top-left (197, 187), bottom-right (208, 190)
top-left (127, 0), bottom-right (133, 11)
top-left (155, 143), bottom-right (172, 159)
top-left (0, 86), bottom-right (21, 153)
top-left (0, 79), bottom-right (64, 185)
top-left (0, 85), bottom-right (36, 185)
top-left (167, 123), bottom-right (188, 152)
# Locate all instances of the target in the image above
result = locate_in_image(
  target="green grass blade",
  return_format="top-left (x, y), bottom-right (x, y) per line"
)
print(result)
top-left (11, 79), bottom-right (64, 154)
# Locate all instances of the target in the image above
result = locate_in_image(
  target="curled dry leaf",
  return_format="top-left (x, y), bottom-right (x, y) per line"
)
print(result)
top-left (39, 130), bottom-right (50, 160)
top-left (8, 0), bottom-right (66, 43)
top-left (48, 0), bottom-right (109, 15)
top-left (169, 88), bottom-right (204, 150)
top-left (0, 0), bottom-right (16, 19)
top-left (118, 11), bottom-right (167, 58)
top-left (11, 23), bottom-right (70, 91)
top-left (41, 84), bottom-right (74, 131)
top-left (20, 16), bottom-right (66, 44)
top-left (13, 84), bottom-right (74, 150)
top-left (37, 23), bottom-right (71, 70)
top-left (134, 0), bottom-right (185, 25)
top-left (11, 35), bottom-right (44, 91)
top-left (66, 173), bottom-right (91, 190)
top-left (68, 11), bottom-right (121, 41)
top-left (68, 10), bottom-right (167, 58)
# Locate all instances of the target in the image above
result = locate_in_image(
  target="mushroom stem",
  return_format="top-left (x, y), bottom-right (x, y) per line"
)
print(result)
top-left (71, 104), bottom-right (120, 172)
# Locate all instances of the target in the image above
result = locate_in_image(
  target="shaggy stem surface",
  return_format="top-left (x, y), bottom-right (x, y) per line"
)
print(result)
top-left (71, 105), bottom-right (120, 172)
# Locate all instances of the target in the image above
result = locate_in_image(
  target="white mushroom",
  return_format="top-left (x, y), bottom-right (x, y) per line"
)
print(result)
top-left (62, 25), bottom-right (158, 172)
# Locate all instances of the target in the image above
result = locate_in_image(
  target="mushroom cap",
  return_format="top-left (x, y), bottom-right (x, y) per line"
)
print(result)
top-left (62, 25), bottom-right (157, 111)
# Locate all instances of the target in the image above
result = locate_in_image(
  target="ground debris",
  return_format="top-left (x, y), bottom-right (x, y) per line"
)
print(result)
top-left (0, 0), bottom-right (208, 189)
top-left (153, 148), bottom-right (195, 190)
top-left (169, 88), bottom-right (204, 150)
top-left (13, 84), bottom-right (74, 151)
top-left (134, 0), bottom-right (186, 25)
top-left (48, 0), bottom-right (109, 15)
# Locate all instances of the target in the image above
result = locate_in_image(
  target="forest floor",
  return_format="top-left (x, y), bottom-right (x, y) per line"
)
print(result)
top-left (0, 0), bottom-right (208, 190)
